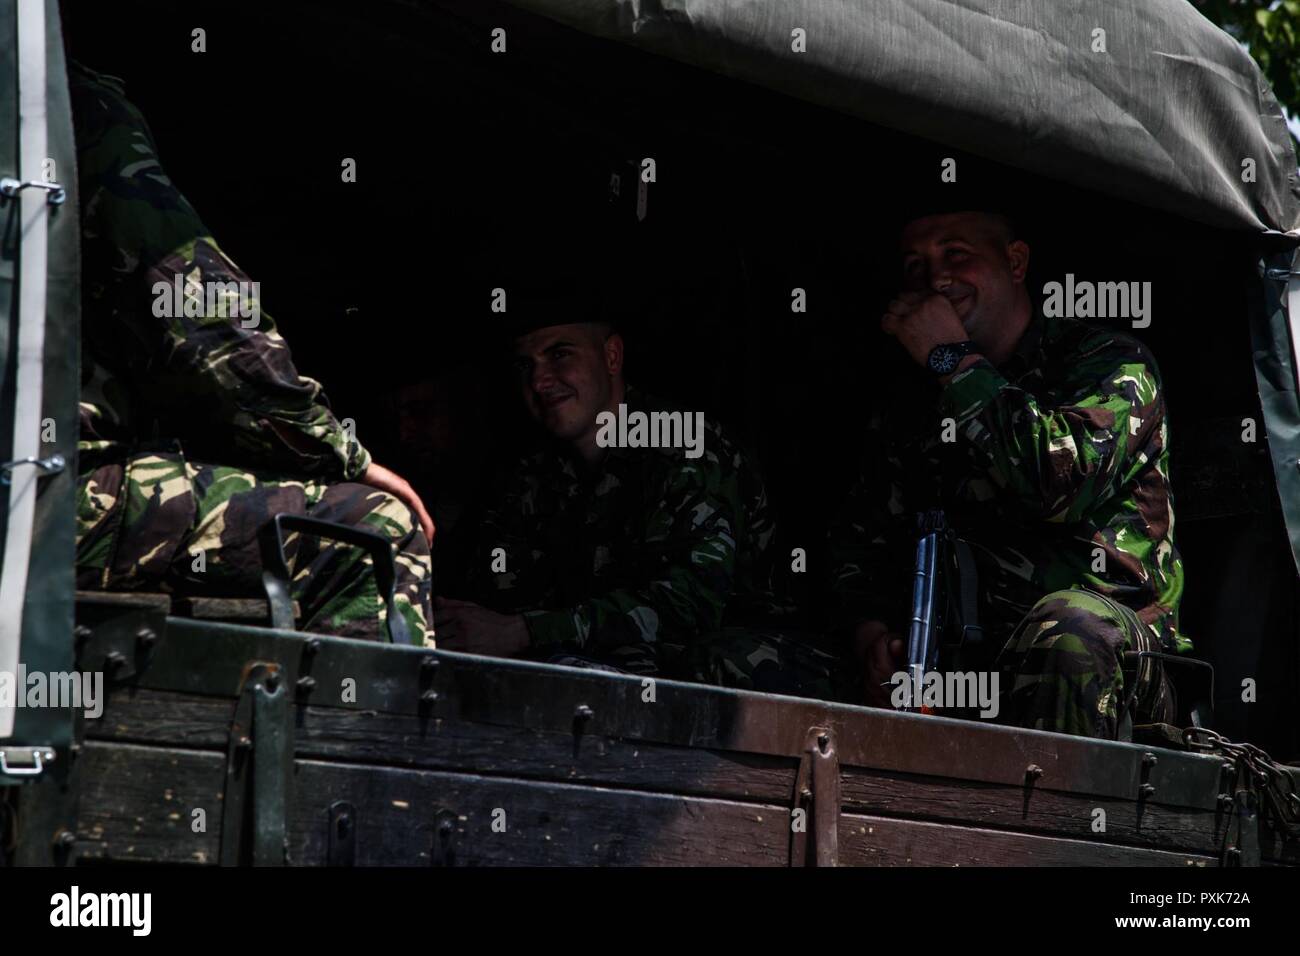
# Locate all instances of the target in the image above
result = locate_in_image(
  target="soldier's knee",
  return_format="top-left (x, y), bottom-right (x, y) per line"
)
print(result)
top-left (355, 489), bottom-right (428, 553)
top-left (1027, 587), bottom-right (1120, 621)
top-left (1007, 588), bottom-right (1129, 670)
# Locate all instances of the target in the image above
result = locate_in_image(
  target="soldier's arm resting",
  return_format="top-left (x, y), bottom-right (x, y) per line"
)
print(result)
top-left (936, 333), bottom-right (1165, 522)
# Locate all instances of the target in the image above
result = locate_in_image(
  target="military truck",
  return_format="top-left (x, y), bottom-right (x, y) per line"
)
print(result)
top-left (2, 0), bottom-right (1298, 866)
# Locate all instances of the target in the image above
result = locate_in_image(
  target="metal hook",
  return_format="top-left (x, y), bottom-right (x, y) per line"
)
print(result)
top-left (0, 454), bottom-right (65, 485)
top-left (0, 176), bottom-right (66, 205)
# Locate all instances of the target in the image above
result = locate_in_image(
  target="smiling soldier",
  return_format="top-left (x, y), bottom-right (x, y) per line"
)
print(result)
top-left (829, 204), bottom-right (1185, 739)
top-left (435, 274), bottom-right (837, 696)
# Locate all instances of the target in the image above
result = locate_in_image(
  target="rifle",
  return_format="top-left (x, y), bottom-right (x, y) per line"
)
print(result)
top-left (902, 509), bottom-right (983, 713)
top-left (903, 510), bottom-right (946, 712)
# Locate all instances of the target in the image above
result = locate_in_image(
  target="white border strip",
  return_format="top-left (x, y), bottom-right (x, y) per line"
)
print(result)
top-left (0, 0), bottom-right (50, 739)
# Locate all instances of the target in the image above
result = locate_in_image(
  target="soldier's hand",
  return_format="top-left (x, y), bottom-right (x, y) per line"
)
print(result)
top-left (361, 461), bottom-right (436, 544)
top-left (880, 291), bottom-right (969, 368)
top-left (433, 597), bottom-right (530, 658)
top-left (851, 619), bottom-right (906, 708)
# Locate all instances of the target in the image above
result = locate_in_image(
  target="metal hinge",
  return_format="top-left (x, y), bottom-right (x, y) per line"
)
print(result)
top-left (0, 176), bottom-right (66, 205)
top-left (0, 747), bottom-right (56, 778)
top-left (790, 727), bottom-right (840, 867)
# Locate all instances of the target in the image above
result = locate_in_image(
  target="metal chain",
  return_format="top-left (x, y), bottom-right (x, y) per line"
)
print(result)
top-left (1184, 727), bottom-right (1300, 842)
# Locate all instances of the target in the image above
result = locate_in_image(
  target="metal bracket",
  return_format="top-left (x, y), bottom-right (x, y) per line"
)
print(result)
top-left (0, 453), bottom-right (65, 485)
top-left (790, 727), bottom-right (840, 867)
top-left (327, 801), bottom-right (357, 866)
top-left (219, 663), bottom-right (292, 866)
top-left (0, 747), bottom-right (56, 779)
top-left (1222, 790), bottom-right (1261, 867)
top-left (0, 176), bottom-right (66, 205)
top-left (431, 809), bottom-right (459, 866)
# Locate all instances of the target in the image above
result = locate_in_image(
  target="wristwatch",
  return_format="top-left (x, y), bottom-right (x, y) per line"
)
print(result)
top-left (926, 340), bottom-right (977, 377)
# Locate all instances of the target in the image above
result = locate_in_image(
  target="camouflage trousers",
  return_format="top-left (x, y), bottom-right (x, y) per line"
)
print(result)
top-left (994, 588), bottom-right (1174, 740)
top-left (75, 452), bottom-right (433, 644)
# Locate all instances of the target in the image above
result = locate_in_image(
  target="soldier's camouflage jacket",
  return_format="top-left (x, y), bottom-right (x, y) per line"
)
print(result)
top-left (71, 62), bottom-right (369, 482)
top-left (829, 311), bottom-right (1188, 655)
top-left (464, 387), bottom-right (777, 669)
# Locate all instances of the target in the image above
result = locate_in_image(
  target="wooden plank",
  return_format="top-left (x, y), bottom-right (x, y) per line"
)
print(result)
top-left (85, 687), bottom-right (798, 804)
top-left (85, 688), bottom-right (1291, 862)
top-left (173, 596), bottom-right (300, 623)
top-left (75, 590), bottom-right (171, 613)
top-left (838, 812), bottom-right (1218, 867)
top-left (67, 736), bottom-right (1231, 867)
top-left (85, 688), bottom-right (234, 749)
top-left (291, 765), bottom-right (1218, 866)
top-left (99, 620), bottom-right (1228, 813)
top-left (289, 761), bottom-right (792, 865)
top-left (74, 741), bottom-right (224, 865)
top-left (840, 767), bottom-right (1228, 858)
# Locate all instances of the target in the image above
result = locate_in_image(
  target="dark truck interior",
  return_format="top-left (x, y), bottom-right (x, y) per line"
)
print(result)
top-left (64, 0), bottom-right (1299, 758)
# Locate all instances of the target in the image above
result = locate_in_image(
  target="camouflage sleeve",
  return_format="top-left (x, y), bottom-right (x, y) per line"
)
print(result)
top-left (826, 415), bottom-right (913, 632)
top-left (460, 469), bottom-right (537, 609)
top-left (523, 455), bottom-right (739, 651)
top-left (937, 332), bottom-right (1163, 523)
top-left (75, 72), bottom-right (369, 480)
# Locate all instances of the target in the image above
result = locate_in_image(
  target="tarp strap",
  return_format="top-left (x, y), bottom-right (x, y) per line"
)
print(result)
top-left (0, 0), bottom-right (51, 739)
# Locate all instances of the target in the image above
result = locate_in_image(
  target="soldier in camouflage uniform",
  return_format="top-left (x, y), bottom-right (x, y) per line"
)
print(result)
top-left (70, 63), bottom-right (434, 644)
top-left (435, 308), bottom-right (838, 696)
top-left (829, 209), bottom-right (1182, 739)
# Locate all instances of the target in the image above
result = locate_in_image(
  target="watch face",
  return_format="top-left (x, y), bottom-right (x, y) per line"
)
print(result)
top-left (929, 345), bottom-right (960, 375)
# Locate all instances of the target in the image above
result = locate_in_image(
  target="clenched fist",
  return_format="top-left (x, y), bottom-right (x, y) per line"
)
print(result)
top-left (880, 290), bottom-right (971, 371)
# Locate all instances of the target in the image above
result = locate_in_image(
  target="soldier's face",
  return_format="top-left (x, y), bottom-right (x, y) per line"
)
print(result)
top-left (899, 212), bottom-right (1030, 346)
top-left (511, 323), bottom-right (624, 444)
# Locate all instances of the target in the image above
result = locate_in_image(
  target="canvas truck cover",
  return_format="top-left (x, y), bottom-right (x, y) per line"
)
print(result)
top-left (501, 0), bottom-right (1300, 239)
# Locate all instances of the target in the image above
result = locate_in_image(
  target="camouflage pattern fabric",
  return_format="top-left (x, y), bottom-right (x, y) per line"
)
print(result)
top-left (996, 588), bottom-right (1174, 739)
top-left (464, 387), bottom-right (832, 691)
top-left (72, 62), bottom-right (369, 481)
top-left (76, 453), bottom-right (432, 644)
top-left (69, 63), bottom-right (432, 643)
top-left (829, 311), bottom-right (1185, 736)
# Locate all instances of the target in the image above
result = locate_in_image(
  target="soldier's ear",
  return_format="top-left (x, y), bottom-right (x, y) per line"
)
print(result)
top-left (603, 332), bottom-right (624, 376)
top-left (1007, 240), bottom-right (1030, 283)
